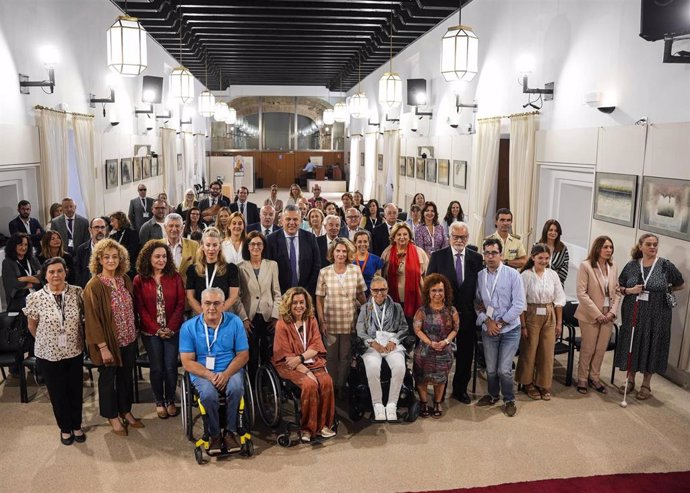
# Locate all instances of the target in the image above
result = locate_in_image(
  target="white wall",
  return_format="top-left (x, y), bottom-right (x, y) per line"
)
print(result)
top-left (0, 0), bottom-right (210, 225)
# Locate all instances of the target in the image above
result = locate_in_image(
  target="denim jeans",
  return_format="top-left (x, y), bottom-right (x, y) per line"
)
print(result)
top-left (481, 326), bottom-right (521, 402)
top-left (192, 370), bottom-right (244, 437)
top-left (142, 333), bottom-right (180, 406)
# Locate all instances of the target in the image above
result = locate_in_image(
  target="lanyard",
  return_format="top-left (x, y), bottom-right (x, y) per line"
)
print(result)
top-left (356, 252), bottom-right (370, 274)
top-left (65, 217), bottom-right (74, 236)
top-left (596, 263), bottom-right (610, 296)
top-left (205, 264), bottom-right (218, 289)
top-left (203, 314), bottom-right (222, 353)
top-left (484, 265), bottom-right (503, 303)
top-left (46, 286), bottom-right (67, 327)
top-left (140, 197), bottom-right (146, 209)
top-left (428, 225), bottom-right (435, 249)
top-left (294, 322), bottom-right (307, 350)
top-left (17, 259), bottom-right (32, 276)
top-left (639, 257), bottom-right (659, 289)
top-left (371, 301), bottom-right (387, 331)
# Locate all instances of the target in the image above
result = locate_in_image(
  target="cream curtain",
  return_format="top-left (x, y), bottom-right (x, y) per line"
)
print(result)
top-left (193, 133), bottom-right (206, 185)
top-left (363, 133), bottom-right (377, 200)
top-left (383, 130), bottom-right (400, 205)
top-left (183, 131), bottom-right (195, 201)
top-left (468, 118), bottom-right (501, 246)
top-left (509, 113), bottom-right (538, 246)
top-left (72, 115), bottom-right (96, 218)
top-left (37, 109), bottom-right (69, 213)
top-left (161, 128), bottom-right (178, 203)
top-left (348, 136), bottom-right (361, 193)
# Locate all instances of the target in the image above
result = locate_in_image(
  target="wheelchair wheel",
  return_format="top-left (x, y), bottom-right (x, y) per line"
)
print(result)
top-left (348, 402), bottom-right (364, 422)
top-left (242, 439), bottom-right (255, 457)
top-left (256, 364), bottom-right (282, 428)
top-left (277, 434), bottom-right (291, 448)
top-left (405, 400), bottom-right (420, 422)
top-left (194, 446), bottom-right (204, 465)
top-left (181, 373), bottom-right (194, 441)
top-left (243, 370), bottom-right (255, 431)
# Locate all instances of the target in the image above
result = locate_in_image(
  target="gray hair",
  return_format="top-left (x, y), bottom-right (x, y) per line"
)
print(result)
top-left (164, 213), bottom-right (183, 225)
top-left (449, 221), bottom-right (469, 233)
top-left (283, 204), bottom-right (299, 214)
top-left (201, 287), bottom-right (226, 302)
top-left (346, 207), bottom-right (361, 218)
top-left (383, 202), bottom-right (398, 212)
top-left (370, 275), bottom-right (388, 288)
top-left (324, 214), bottom-right (341, 225)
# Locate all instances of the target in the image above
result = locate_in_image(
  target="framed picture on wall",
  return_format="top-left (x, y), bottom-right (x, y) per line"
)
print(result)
top-left (177, 153), bottom-right (183, 171)
top-left (377, 154), bottom-right (384, 171)
top-left (151, 156), bottom-right (159, 177)
top-left (453, 160), bottom-right (467, 189)
top-left (416, 158), bottom-right (425, 180)
top-left (142, 156), bottom-right (151, 179)
top-left (406, 157), bottom-right (414, 178)
top-left (438, 159), bottom-right (450, 186)
top-left (105, 159), bottom-right (118, 189)
top-left (426, 159), bottom-right (437, 183)
top-left (133, 157), bottom-right (142, 181)
top-left (399, 157), bottom-right (406, 176)
top-left (592, 172), bottom-right (638, 228)
top-left (638, 176), bottom-right (690, 240)
top-left (120, 158), bottom-right (132, 185)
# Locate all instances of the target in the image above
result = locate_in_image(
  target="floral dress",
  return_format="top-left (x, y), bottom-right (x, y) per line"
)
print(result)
top-left (413, 304), bottom-right (459, 384)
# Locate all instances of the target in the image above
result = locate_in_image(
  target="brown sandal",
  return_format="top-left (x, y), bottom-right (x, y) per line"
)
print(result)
top-left (525, 384), bottom-right (542, 400)
top-left (618, 381), bottom-right (635, 395)
top-left (636, 385), bottom-right (652, 400)
top-left (539, 388), bottom-right (552, 401)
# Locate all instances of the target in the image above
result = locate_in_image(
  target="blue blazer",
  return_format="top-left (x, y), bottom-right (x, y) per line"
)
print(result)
top-left (8, 216), bottom-right (43, 249)
top-left (265, 229), bottom-right (321, 296)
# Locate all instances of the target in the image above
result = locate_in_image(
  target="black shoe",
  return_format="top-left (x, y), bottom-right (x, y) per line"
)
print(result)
top-left (451, 392), bottom-right (472, 405)
top-left (60, 432), bottom-right (74, 446)
top-left (476, 395), bottom-right (500, 407)
top-left (73, 430), bottom-right (86, 443)
top-left (504, 401), bottom-right (517, 417)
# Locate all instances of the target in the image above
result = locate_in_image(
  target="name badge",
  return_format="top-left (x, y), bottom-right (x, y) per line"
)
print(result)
top-left (58, 333), bottom-right (67, 348)
top-left (637, 291), bottom-right (649, 302)
top-left (68, 239), bottom-right (74, 248)
top-left (205, 355), bottom-right (216, 371)
top-left (536, 307), bottom-right (547, 316)
top-left (486, 306), bottom-right (495, 319)
top-left (604, 297), bottom-right (610, 307)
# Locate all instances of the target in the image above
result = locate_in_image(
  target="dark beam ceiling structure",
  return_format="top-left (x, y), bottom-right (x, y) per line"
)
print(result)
top-left (111, 0), bottom-right (469, 91)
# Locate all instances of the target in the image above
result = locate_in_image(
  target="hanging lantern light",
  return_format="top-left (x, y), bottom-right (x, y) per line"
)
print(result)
top-left (378, 10), bottom-right (403, 108)
top-left (106, 15), bottom-right (147, 76)
top-left (213, 102), bottom-right (228, 122)
top-left (333, 102), bottom-right (347, 122)
top-left (198, 90), bottom-right (215, 117)
top-left (349, 53), bottom-right (369, 119)
top-left (169, 8), bottom-right (194, 104)
top-left (440, 3), bottom-right (478, 82)
top-left (323, 108), bottom-right (335, 125)
top-left (225, 106), bottom-right (237, 125)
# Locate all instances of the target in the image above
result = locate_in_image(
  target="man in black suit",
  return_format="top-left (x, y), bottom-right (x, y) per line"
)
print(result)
top-left (230, 186), bottom-right (260, 225)
top-left (339, 207), bottom-right (368, 243)
top-left (8, 200), bottom-right (43, 251)
top-left (247, 205), bottom-right (281, 236)
top-left (127, 184), bottom-right (154, 232)
top-left (51, 197), bottom-right (90, 254)
top-left (316, 214), bottom-right (343, 267)
top-left (426, 221), bottom-right (483, 404)
top-left (198, 180), bottom-right (230, 224)
top-left (74, 217), bottom-right (107, 287)
top-left (372, 202), bottom-right (401, 256)
top-left (266, 205), bottom-right (321, 296)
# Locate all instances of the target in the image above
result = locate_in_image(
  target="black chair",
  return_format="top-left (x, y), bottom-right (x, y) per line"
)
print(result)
top-left (0, 312), bottom-right (33, 402)
top-left (133, 350), bottom-right (150, 403)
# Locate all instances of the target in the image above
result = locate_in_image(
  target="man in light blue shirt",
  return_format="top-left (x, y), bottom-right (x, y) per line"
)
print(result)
top-left (475, 238), bottom-right (525, 417)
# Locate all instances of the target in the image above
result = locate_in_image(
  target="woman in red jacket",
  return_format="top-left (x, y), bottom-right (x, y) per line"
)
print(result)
top-left (134, 240), bottom-right (185, 419)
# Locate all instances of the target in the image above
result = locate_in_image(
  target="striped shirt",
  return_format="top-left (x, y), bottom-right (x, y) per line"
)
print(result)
top-left (550, 245), bottom-right (570, 286)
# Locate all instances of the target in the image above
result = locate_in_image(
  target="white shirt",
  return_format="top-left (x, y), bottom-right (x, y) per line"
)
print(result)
top-left (221, 239), bottom-right (243, 265)
top-left (520, 268), bottom-right (566, 306)
top-left (167, 239), bottom-right (183, 268)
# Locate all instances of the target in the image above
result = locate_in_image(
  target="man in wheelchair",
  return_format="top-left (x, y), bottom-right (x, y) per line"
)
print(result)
top-left (180, 287), bottom-right (249, 453)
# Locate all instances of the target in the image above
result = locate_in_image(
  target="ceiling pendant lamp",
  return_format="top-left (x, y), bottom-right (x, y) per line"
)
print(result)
top-left (323, 109), bottom-right (335, 125)
top-left (169, 9), bottom-right (194, 104)
top-left (333, 78), bottom-right (348, 122)
top-left (198, 54), bottom-right (215, 117)
top-left (348, 54), bottom-right (368, 119)
top-left (225, 106), bottom-right (237, 125)
top-left (378, 10), bottom-right (402, 108)
top-left (441, 0), bottom-right (478, 82)
top-left (106, 0), bottom-right (147, 76)
top-left (213, 102), bottom-right (228, 122)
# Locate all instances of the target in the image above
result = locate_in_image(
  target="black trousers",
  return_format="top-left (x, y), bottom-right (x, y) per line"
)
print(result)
top-left (451, 321), bottom-right (478, 395)
top-left (38, 355), bottom-right (84, 433)
top-left (247, 314), bottom-right (273, 381)
top-left (97, 340), bottom-right (137, 419)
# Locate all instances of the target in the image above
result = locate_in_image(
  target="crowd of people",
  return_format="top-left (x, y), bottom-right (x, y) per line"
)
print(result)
top-left (2, 184), bottom-right (685, 450)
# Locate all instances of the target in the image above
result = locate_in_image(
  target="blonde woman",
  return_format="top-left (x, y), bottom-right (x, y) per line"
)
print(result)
top-left (221, 212), bottom-right (246, 265)
top-left (307, 208), bottom-right (326, 237)
top-left (175, 188), bottom-right (198, 217)
top-left (286, 184), bottom-right (303, 206)
top-left (214, 207), bottom-right (232, 238)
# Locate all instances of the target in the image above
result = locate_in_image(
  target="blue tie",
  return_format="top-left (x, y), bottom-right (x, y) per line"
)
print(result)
top-left (289, 236), bottom-right (298, 287)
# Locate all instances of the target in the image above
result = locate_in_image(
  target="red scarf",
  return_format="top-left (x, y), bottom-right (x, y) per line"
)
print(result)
top-left (387, 242), bottom-right (422, 318)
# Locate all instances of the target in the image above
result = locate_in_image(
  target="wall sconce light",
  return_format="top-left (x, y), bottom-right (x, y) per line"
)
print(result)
top-left (414, 106), bottom-right (433, 118)
top-left (385, 114), bottom-right (400, 123)
top-left (109, 108), bottom-right (120, 126)
top-left (448, 96), bottom-right (477, 128)
top-left (135, 104), bottom-right (154, 115)
top-left (89, 89), bottom-right (116, 116)
top-left (584, 91), bottom-right (616, 114)
top-left (521, 75), bottom-right (554, 99)
top-left (180, 118), bottom-right (192, 125)
top-left (145, 114), bottom-right (154, 131)
top-left (19, 46), bottom-right (59, 95)
top-left (155, 110), bottom-right (172, 120)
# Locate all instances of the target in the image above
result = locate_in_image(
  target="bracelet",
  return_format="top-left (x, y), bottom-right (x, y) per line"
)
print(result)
top-left (98, 344), bottom-right (107, 350)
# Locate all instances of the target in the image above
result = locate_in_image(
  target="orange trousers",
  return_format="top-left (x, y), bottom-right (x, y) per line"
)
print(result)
top-left (278, 367), bottom-right (335, 437)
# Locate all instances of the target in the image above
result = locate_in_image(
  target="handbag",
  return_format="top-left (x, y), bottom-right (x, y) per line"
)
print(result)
top-left (662, 260), bottom-right (678, 309)
top-left (0, 311), bottom-right (30, 352)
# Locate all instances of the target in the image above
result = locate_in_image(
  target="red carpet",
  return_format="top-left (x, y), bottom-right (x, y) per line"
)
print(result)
top-left (410, 471), bottom-right (690, 493)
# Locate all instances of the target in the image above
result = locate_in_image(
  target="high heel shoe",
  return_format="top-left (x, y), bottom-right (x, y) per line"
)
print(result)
top-left (120, 414), bottom-right (145, 429)
top-left (109, 418), bottom-right (128, 437)
top-left (419, 401), bottom-right (430, 418)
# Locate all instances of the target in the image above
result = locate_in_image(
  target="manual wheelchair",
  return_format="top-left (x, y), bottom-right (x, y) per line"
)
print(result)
top-left (180, 370), bottom-right (255, 464)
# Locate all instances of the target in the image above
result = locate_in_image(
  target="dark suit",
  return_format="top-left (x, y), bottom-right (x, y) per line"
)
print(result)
top-left (110, 228), bottom-right (140, 277)
top-left (51, 214), bottom-right (89, 254)
top-left (265, 229), bottom-right (321, 296)
top-left (8, 216), bottom-right (43, 250)
top-left (198, 196), bottom-right (230, 225)
top-left (230, 201), bottom-right (260, 225)
top-left (73, 241), bottom-right (94, 288)
top-left (372, 222), bottom-right (397, 257)
top-left (128, 196), bottom-right (155, 232)
top-left (427, 246), bottom-right (483, 396)
top-left (247, 223), bottom-right (281, 236)
top-left (316, 235), bottom-right (340, 267)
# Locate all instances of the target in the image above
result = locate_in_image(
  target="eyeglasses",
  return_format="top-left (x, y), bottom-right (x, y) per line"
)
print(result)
top-left (483, 251), bottom-right (500, 257)
top-left (450, 235), bottom-right (469, 242)
top-left (202, 301), bottom-right (223, 307)
top-left (248, 242), bottom-right (263, 248)
top-left (371, 288), bottom-right (388, 293)
top-left (138, 188), bottom-right (147, 192)
top-left (346, 215), bottom-right (359, 219)
top-left (92, 225), bottom-right (107, 230)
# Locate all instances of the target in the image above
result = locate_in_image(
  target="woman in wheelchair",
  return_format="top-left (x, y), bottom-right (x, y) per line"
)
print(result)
top-left (355, 276), bottom-right (409, 422)
top-left (272, 287), bottom-right (335, 443)
top-left (179, 287), bottom-right (249, 453)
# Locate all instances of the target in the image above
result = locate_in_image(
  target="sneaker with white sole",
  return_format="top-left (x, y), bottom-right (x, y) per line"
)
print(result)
top-left (385, 403), bottom-right (398, 422)
top-left (504, 401), bottom-right (517, 417)
top-left (320, 427), bottom-right (336, 438)
top-left (373, 403), bottom-right (387, 421)
top-left (477, 395), bottom-right (500, 407)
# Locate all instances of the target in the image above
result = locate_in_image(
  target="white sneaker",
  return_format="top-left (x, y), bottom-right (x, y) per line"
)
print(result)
top-left (385, 403), bottom-right (398, 422)
top-left (373, 403), bottom-right (387, 421)
top-left (320, 427), bottom-right (336, 438)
